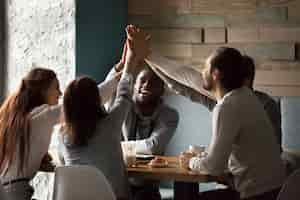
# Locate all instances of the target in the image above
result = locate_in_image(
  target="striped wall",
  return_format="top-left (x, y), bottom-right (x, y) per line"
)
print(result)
top-left (128, 0), bottom-right (300, 96)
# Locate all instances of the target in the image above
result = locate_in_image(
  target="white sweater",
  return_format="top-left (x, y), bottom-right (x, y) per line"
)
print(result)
top-left (145, 54), bottom-right (285, 199)
top-left (189, 87), bottom-right (285, 199)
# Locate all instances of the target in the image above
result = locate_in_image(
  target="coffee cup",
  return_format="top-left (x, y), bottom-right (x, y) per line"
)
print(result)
top-left (179, 151), bottom-right (195, 169)
top-left (121, 141), bottom-right (136, 167)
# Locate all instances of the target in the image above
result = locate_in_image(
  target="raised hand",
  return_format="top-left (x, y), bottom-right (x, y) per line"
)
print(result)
top-left (113, 71), bottom-right (123, 81)
top-left (126, 25), bottom-right (151, 62)
top-left (114, 41), bottom-right (128, 72)
top-left (121, 41), bottom-right (128, 65)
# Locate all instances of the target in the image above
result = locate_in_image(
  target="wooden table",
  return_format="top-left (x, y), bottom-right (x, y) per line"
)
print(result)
top-left (127, 156), bottom-right (219, 200)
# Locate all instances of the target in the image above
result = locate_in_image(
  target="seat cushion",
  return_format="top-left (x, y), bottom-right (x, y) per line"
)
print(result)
top-left (281, 97), bottom-right (300, 153)
top-left (163, 94), bottom-right (212, 156)
top-left (161, 95), bottom-right (214, 190)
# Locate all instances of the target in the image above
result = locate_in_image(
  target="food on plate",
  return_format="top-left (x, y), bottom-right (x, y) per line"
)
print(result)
top-left (148, 157), bottom-right (168, 167)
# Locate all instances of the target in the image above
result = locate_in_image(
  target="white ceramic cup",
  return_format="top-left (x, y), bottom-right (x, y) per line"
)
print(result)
top-left (121, 141), bottom-right (136, 167)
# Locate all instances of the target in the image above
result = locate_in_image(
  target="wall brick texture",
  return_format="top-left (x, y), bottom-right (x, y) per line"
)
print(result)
top-left (129, 0), bottom-right (300, 96)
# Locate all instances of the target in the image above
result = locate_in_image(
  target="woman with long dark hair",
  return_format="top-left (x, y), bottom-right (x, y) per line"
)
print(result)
top-left (58, 37), bottom-right (146, 199)
top-left (59, 75), bottom-right (132, 199)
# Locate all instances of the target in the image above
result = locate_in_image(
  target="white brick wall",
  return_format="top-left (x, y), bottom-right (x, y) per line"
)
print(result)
top-left (0, 1), bottom-right (5, 103)
top-left (6, 1), bottom-right (75, 200)
top-left (6, 0), bottom-right (75, 93)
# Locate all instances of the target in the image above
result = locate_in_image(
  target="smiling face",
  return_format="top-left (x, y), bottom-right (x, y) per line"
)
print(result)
top-left (133, 69), bottom-right (164, 105)
top-left (45, 78), bottom-right (61, 105)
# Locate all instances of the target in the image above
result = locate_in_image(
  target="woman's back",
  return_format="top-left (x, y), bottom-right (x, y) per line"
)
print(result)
top-left (60, 114), bottom-right (129, 198)
top-left (1, 104), bottom-right (60, 182)
top-left (0, 68), bottom-right (62, 200)
top-left (59, 73), bottom-right (133, 199)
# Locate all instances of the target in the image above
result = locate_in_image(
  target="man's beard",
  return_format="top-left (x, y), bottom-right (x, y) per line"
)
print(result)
top-left (203, 76), bottom-right (213, 91)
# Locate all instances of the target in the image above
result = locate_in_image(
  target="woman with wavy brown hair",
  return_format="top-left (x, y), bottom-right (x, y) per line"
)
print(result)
top-left (0, 68), bottom-right (62, 200)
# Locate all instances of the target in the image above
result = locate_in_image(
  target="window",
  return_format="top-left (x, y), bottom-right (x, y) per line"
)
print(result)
top-left (0, 0), bottom-right (6, 103)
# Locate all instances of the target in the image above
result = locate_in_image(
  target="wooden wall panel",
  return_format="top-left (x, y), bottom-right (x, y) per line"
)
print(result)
top-left (257, 61), bottom-right (300, 70)
top-left (151, 44), bottom-right (192, 58)
top-left (203, 28), bottom-right (226, 43)
top-left (130, 0), bottom-right (300, 96)
top-left (228, 27), bottom-right (300, 43)
top-left (147, 29), bottom-right (202, 43)
top-left (255, 85), bottom-right (300, 96)
top-left (128, 0), bottom-right (191, 15)
top-left (243, 42), bottom-right (295, 60)
top-left (192, 42), bottom-right (295, 61)
top-left (255, 70), bottom-right (300, 86)
top-left (228, 28), bottom-right (260, 42)
top-left (128, 14), bottom-right (225, 28)
top-left (256, 7), bottom-right (288, 23)
top-left (260, 27), bottom-right (300, 42)
top-left (288, 0), bottom-right (300, 22)
top-left (191, 0), bottom-right (256, 15)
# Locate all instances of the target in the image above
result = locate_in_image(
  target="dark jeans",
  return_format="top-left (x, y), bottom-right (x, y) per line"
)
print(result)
top-left (131, 184), bottom-right (161, 200)
top-left (198, 188), bottom-right (239, 200)
top-left (198, 188), bottom-right (281, 200)
top-left (3, 181), bottom-right (34, 200)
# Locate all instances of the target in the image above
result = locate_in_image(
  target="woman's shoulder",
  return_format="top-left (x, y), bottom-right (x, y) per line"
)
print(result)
top-left (29, 104), bottom-right (61, 120)
top-left (30, 104), bottom-right (50, 116)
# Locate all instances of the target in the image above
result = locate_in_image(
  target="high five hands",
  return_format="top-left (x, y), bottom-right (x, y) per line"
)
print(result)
top-left (125, 25), bottom-right (151, 64)
top-left (114, 25), bottom-right (151, 79)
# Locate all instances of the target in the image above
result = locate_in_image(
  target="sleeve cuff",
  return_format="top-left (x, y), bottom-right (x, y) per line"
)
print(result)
top-left (98, 75), bottom-right (118, 90)
top-left (134, 140), bottom-right (152, 155)
top-left (120, 73), bottom-right (133, 89)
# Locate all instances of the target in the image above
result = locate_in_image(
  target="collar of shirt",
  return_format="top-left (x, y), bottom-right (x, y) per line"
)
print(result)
top-left (216, 86), bottom-right (247, 105)
top-left (134, 100), bottom-right (163, 121)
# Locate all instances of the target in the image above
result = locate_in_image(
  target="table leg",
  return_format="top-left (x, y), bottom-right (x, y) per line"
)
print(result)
top-left (174, 182), bottom-right (199, 200)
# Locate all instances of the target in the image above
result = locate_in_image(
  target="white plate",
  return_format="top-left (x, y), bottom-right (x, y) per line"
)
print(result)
top-left (148, 160), bottom-right (168, 168)
top-left (136, 154), bottom-right (155, 160)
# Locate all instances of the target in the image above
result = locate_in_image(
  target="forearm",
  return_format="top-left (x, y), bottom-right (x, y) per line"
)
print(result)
top-left (133, 127), bottom-right (175, 155)
top-left (191, 106), bottom-right (239, 175)
top-left (105, 65), bottom-right (118, 81)
top-left (145, 53), bottom-right (213, 99)
top-left (114, 73), bottom-right (133, 104)
top-left (97, 77), bottom-right (119, 105)
top-left (134, 139), bottom-right (153, 155)
top-left (109, 73), bottom-right (133, 122)
top-left (134, 137), bottom-right (167, 155)
top-left (189, 155), bottom-right (228, 175)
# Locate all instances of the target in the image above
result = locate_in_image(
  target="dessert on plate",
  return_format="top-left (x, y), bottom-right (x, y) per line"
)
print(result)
top-left (148, 157), bottom-right (168, 168)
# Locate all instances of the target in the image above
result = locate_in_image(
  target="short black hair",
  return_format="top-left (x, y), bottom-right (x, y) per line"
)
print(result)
top-left (209, 47), bottom-right (244, 91)
top-left (242, 55), bottom-right (255, 86)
